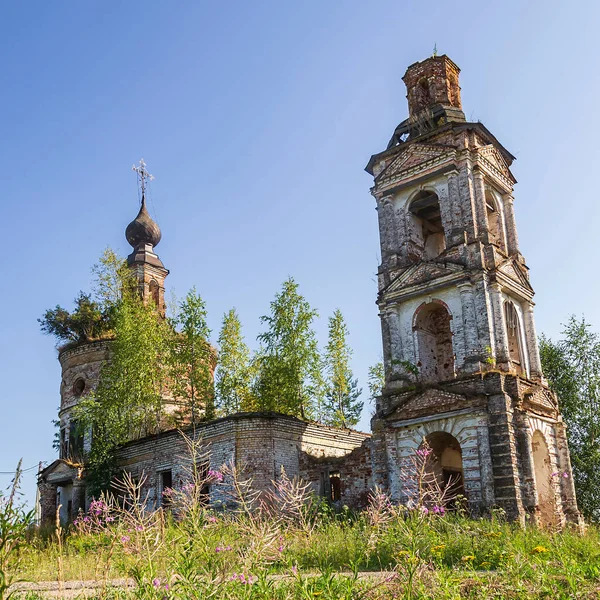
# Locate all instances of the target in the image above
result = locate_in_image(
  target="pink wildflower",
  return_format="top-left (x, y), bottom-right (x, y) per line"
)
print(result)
top-left (152, 578), bottom-right (160, 588)
top-left (208, 470), bottom-right (224, 482)
top-left (120, 535), bottom-right (130, 543)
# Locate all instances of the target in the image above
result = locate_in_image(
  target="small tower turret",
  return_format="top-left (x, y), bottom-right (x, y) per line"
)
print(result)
top-left (126, 159), bottom-right (168, 315)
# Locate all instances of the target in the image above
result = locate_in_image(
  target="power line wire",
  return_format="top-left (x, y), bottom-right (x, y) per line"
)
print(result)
top-left (0, 465), bottom-right (40, 475)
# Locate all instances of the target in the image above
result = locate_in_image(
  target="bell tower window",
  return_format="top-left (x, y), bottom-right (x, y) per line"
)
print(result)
top-left (408, 191), bottom-right (446, 259)
top-left (485, 190), bottom-right (506, 252)
top-left (414, 302), bottom-right (455, 382)
top-left (149, 280), bottom-right (160, 308)
top-left (504, 301), bottom-right (525, 374)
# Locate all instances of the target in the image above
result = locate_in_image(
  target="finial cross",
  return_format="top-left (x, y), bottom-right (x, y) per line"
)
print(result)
top-left (132, 158), bottom-right (154, 199)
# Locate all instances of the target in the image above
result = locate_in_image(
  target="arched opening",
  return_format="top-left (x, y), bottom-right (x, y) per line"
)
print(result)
top-left (504, 301), bottom-right (525, 375)
top-left (408, 190), bottom-right (446, 259)
top-left (149, 280), bottom-right (160, 308)
top-left (422, 432), bottom-right (465, 506)
top-left (414, 77), bottom-right (432, 111)
top-left (414, 302), bottom-right (455, 382)
top-left (531, 430), bottom-right (556, 525)
top-left (485, 190), bottom-right (506, 251)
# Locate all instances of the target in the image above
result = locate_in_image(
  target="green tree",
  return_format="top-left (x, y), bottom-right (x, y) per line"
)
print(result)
top-left (215, 308), bottom-right (255, 416)
top-left (540, 316), bottom-right (600, 521)
top-left (171, 288), bottom-right (214, 425)
top-left (322, 309), bottom-right (363, 428)
top-left (368, 362), bottom-right (385, 403)
top-left (77, 290), bottom-right (173, 495)
top-left (255, 278), bottom-right (321, 419)
top-left (38, 292), bottom-right (112, 345)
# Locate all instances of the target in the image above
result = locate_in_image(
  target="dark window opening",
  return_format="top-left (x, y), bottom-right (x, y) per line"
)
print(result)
top-left (69, 420), bottom-right (85, 458)
top-left (161, 470), bottom-right (173, 508)
top-left (409, 191), bottom-right (446, 259)
top-left (329, 471), bottom-right (341, 502)
top-left (73, 378), bottom-right (86, 397)
top-left (60, 428), bottom-right (67, 459)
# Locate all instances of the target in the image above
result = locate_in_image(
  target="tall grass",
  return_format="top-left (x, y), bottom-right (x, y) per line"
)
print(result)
top-left (8, 439), bottom-right (600, 599)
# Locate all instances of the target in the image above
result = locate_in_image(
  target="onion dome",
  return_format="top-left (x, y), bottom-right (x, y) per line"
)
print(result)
top-left (125, 196), bottom-right (162, 249)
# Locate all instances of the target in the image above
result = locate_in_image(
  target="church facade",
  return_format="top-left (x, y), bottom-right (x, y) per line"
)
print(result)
top-left (39, 55), bottom-right (579, 527)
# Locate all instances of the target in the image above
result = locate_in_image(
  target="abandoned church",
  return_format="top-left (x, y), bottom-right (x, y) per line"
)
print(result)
top-left (38, 54), bottom-right (580, 527)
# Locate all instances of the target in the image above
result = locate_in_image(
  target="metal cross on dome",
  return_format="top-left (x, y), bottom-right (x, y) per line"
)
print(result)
top-left (132, 158), bottom-right (155, 199)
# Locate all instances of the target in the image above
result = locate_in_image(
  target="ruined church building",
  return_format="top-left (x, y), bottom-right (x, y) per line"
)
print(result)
top-left (39, 55), bottom-right (580, 527)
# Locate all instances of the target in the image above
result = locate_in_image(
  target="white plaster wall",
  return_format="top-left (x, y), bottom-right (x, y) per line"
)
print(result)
top-left (526, 416), bottom-right (564, 517)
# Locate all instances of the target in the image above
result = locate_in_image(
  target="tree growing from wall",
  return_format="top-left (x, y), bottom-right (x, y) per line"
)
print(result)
top-left (38, 292), bottom-right (113, 346)
top-left (254, 278), bottom-right (322, 419)
top-left (215, 308), bottom-right (255, 416)
top-left (540, 316), bottom-right (600, 522)
top-left (322, 309), bottom-right (363, 428)
top-left (368, 362), bottom-right (385, 402)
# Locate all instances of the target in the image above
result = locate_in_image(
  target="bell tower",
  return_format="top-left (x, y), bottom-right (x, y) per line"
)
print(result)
top-left (126, 159), bottom-right (168, 316)
top-left (366, 55), bottom-right (580, 525)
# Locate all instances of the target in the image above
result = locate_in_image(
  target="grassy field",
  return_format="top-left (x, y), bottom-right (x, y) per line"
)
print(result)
top-left (10, 498), bottom-right (600, 599)
top-left (4, 450), bottom-right (600, 600)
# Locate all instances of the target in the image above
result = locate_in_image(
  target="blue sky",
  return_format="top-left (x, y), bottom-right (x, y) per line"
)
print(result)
top-left (1, 1), bottom-right (599, 505)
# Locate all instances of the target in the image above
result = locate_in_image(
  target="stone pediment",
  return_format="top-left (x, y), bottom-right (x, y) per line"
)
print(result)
top-left (383, 262), bottom-right (466, 296)
top-left (42, 460), bottom-right (78, 484)
top-left (388, 388), bottom-right (468, 422)
top-left (477, 145), bottom-right (516, 184)
top-left (375, 143), bottom-right (456, 189)
top-left (497, 259), bottom-right (533, 294)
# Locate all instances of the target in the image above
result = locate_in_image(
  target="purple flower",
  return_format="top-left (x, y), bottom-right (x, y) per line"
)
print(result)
top-left (152, 578), bottom-right (160, 588)
top-left (120, 535), bottom-right (130, 543)
top-left (551, 472), bottom-right (559, 477)
top-left (562, 472), bottom-right (569, 478)
top-left (208, 470), bottom-right (224, 482)
top-left (291, 566), bottom-right (298, 576)
top-left (278, 545), bottom-right (284, 553)
top-left (135, 525), bottom-right (144, 532)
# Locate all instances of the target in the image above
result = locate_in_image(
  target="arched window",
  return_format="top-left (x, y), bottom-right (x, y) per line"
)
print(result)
top-left (408, 190), bottom-right (446, 259)
top-left (504, 301), bottom-right (525, 374)
top-left (414, 302), bottom-right (455, 382)
top-left (485, 190), bottom-right (506, 251)
top-left (421, 432), bottom-right (465, 506)
top-left (149, 280), bottom-right (160, 308)
top-left (414, 77), bottom-right (432, 111)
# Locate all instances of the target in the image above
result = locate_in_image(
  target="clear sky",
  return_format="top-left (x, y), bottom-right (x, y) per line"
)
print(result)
top-left (2, 0), bottom-right (599, 505)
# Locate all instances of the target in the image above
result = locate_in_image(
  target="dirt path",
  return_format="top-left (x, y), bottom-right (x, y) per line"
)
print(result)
top-left (10, 572), bottom-right (395, 598)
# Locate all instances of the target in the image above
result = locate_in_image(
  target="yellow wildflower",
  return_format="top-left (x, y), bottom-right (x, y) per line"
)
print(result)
top-left (431, 544), bottom-right (446, 552)
top-left (531, 546), bottom-right (549, 554)
top-left (461, 555), bottom-right (475, 562)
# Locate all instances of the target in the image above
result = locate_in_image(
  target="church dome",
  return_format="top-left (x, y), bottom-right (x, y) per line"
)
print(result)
top-left (125, 197), bottom-right (162, 248)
